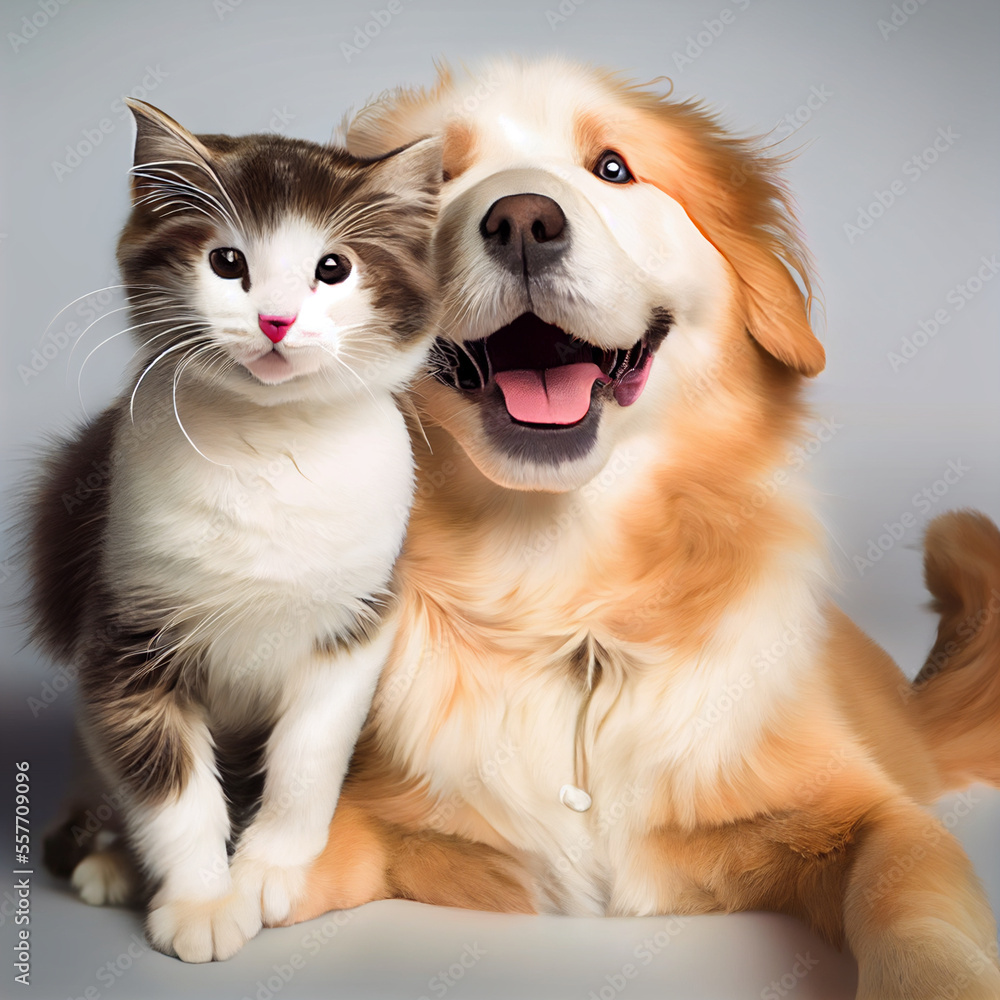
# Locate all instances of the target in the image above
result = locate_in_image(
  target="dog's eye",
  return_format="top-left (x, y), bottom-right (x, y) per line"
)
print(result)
top-left (594, 150), bottom-right (633, 185)
top-left (315, 253), bottom-right (352, 285)
top-left (209, 247), bottom-right (248, 280)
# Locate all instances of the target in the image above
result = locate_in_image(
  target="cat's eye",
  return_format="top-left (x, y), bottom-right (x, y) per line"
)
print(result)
top-left (315, 254), bottom-right (352, 285)
top-left (593, 150), bottom-right (633, 185)
top-left (209, 247), bottom-right (248, 280)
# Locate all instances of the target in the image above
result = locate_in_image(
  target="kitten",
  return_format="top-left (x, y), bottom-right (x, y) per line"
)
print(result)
top-left (25, 99), bottom-right (440, 962)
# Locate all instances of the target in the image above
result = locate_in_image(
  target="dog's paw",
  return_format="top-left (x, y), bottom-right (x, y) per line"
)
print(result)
top-left (230, 855), bottom-right (308, 928)
top-left (71, 846), bottom-right (136, 906)
top-left (857, 920), bottom-right (1000, 1000)
top-left (146, 890), bottom-right (263, 963)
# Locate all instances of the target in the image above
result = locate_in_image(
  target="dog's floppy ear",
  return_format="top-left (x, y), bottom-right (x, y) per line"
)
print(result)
top-left (625, 96), bottom-right (825, 377)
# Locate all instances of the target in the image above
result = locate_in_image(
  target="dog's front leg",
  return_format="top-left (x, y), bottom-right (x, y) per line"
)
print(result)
top-left (844, 798), bottom-right (1000, 1000)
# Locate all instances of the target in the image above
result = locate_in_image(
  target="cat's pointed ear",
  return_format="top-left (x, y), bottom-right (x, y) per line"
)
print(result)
top-left (367, 136), bottom-right (444, 199)
top-left (125, 99), bottom-right (216, 205)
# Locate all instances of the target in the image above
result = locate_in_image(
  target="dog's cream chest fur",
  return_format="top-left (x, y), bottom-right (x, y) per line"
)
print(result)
top-left (380, 459), bottom-right (828, 916)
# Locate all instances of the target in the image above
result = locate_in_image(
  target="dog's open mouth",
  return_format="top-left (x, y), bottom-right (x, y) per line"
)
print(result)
top-left (431, 312), bottom-right (666, 427)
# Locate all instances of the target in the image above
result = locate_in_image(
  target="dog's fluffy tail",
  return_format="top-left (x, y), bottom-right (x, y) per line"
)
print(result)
top-left (909, 510), bottom-right (1000, 788)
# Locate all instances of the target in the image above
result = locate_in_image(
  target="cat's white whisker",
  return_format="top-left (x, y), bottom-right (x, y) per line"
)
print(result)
top-left (137, 600), bottom-right (244, 676)
top-left (129, 336), bottom-right (208, 425)
top-left (313, 342), bottom-right (388, 416)
top-left (131, 185), bottom-right (222, 226)
top-left (140, 178), bottom-right (243, 229)
top-left (157, 202), bottom-right (220, 225)
top-left (35, 284), bottom-right (169, 348)
top-left (66, 302), bottom-right (191, 373)
top-left (75, 320), bottom-right (189, 406)
top-left (398, 394), bottom-right (433, 455)
top-left (131, 162), bottom-right (243, 233)
top-left (324, 199), bottom-right (384, 233)
top-left (171, 344), bottom-right (233, 468)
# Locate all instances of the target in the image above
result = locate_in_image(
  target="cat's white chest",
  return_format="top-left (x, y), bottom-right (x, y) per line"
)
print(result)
top-left (107, 391), bottom-right (413, 658)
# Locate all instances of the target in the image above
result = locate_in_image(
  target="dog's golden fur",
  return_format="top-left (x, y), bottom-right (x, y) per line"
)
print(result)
top-left (296, 58), bottom-right (1000, 998)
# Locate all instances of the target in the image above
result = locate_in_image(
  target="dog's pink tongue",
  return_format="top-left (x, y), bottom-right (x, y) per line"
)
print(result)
top-left (495, 363), bottom-right (609, 425)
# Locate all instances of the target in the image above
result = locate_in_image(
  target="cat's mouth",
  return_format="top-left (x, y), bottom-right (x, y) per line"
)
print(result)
top-left (429, 311), bottom-right (671, 427)
top-left (242, 347), bottom-right (299, 385)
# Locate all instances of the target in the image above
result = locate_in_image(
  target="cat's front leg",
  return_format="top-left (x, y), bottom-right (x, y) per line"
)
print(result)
top-left (230, 624), bottom-right (393, 926)
top-left (81, 699), bottom-right (259, 962)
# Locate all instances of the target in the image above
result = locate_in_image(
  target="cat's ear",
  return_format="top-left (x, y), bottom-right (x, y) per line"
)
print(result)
top-left (367, 136), bottom-right (444, 199)
top-left (125, 99), bottom-right (216, 205)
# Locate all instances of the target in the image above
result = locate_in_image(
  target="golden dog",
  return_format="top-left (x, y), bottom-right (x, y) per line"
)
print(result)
top-left (293, 57), bottom-right (1000, 998)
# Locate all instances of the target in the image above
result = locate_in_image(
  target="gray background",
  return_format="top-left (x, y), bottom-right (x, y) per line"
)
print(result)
top-left (1, 0), bottom-right (997, 997)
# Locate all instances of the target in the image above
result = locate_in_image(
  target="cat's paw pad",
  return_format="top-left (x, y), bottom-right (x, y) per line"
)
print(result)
top-left (71, 848), bottom-right (136, 906)
top-left (146, 891), bottom-right (263, 963)
top-left (230, 856), bottom-right (308, 928)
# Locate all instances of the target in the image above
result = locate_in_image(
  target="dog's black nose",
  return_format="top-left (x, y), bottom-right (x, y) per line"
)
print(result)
top-left (480, 193), bottom-right (567, 275)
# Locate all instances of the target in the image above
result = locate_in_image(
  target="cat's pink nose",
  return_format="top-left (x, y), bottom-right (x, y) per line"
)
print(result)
top-left (258, 314), bottom-right (296, 344)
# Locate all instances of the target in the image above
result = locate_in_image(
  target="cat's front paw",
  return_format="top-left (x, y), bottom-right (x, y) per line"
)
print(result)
top-left (146, 889), bottom-right (263, 963)
top-left (230, 854), bottom-right (308, 928)
top-left (71, 846), bottom-right (136, 906)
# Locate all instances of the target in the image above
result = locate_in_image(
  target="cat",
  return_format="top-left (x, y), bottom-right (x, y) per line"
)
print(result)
top-left (24, 99), bottom-right (441, 962)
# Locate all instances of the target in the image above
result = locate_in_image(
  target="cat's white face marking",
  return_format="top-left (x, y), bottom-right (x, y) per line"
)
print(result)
top-left (193, 218), bottom-right (382, 392)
